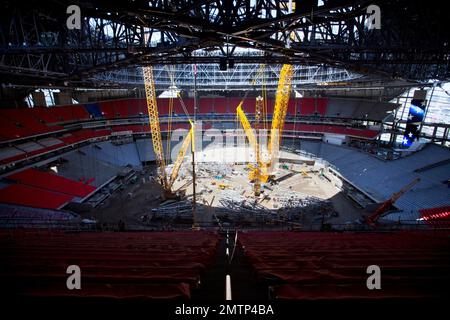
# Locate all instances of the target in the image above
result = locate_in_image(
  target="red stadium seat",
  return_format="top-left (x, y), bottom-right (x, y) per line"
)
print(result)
top-left (239, 231), bottom-right (450, 300)
top-left (0, 231), bottom-right (220, 300)
top-left (0, 184), bottom-right (74, 209)
top-left (7, 168), bottom-right (96, 197)
top-left (98, 101), bottom-right (116, 119)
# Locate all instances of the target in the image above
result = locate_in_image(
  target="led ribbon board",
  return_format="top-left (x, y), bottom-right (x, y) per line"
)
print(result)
top-left (402, 98), bottom-right (426, 147)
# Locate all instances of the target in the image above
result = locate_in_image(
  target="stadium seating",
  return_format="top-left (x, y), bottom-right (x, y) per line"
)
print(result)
top-left (0, 184), bottom-right (74, 209)
top-left (0, 115), bottom-right (29, 140)
top-left (238, 231), bottom-right (450, 300)
top-left (199, 98), bottom-right (216, 114)
top-left (295, 97), bottom-right (328, 115)
top-left (0, 230), bottom-right (220, 300)
top-left (46, 105), bottom-right (90, 123)
top-left (0, 105), bottom-right (89, 142)
top-left (0, 121), bottom-right (375, 166)
top-left (0, 164), bottom-right (100, 209)
top-left (326, 98), bottom-right (397, 121)
top-left (7, 168), bottom-right (96, 197)
top-left (111, 124), bottom-right (147, 133)
top-left (296, 141), bottom-right (450, 218)
top-left (0, 109), bottom-right (64, 140)
top-left (420, 206), bottom-right (450, 226)
top-left (0, 142), bottom-right (66, 166)
top-left (98, 101), bottom-right (116, 119)
top-left (0, 167), bottom-right (97, 209)
top-left (0, 97), bottom-right (369, 143)
top-left (0, 109), bottom-right (55, 134)
top-left (0, 203), bottom-right (76, 228)
top-left (0, 96), bottom-right (378, 167)
top-left (60, 129), bottom-right (111, 145)
top-left (284, 123), bottom-right (379, 139)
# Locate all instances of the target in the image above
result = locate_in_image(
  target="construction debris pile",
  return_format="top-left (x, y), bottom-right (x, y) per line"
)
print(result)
top-left (218, 193), bottom-right (335, 222)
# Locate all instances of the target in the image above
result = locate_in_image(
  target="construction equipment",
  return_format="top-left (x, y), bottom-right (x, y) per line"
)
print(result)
top-left (251, 65), bottom-right (268, 130)
top-left (237, 105), bottom-right (270, 183)
top-left (169, 123), bottom-right (194, 188)
top-left (300, 168), bottom-right (309, 177)
top-left (237, 64), bottom-right (294, 194)
top-left (253, 96), bottom-right (263, 196)
top-left (143, 66), bottom-right (194, 198)
top-left (218, 183), bottom-right (230, 190)
top-left (366, 177), bottom-right (421, 225)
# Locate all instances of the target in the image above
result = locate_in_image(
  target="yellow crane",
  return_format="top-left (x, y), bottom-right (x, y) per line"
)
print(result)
top-left (253, 96), bottom-right (263, 195)
top-left (237, 64), bottom-right (294, 194)
top-left (251, 64), bottom-right (268, 130)
top-left (143, 66), bottom-right (194, 198)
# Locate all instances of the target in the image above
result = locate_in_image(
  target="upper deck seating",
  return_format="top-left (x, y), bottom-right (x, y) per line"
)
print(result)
top-left (0, 230), bottom-right (220, 300)
top-left (238, 231), bottom-right (450, 300)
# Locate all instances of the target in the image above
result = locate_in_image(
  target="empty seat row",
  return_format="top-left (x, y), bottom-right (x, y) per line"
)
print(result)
top-left (419, 206), bottom-right (450, 226)
top-left (0, 97), bottom-right (329, 142)
top-left (283, 123), bottom-right (379, 139)
top-left (7, 168), bottom-right (95, 197)
top-left (238, 231), bottom-right (450, 300)
top-left (0, 230), bottom-right (220, 300)
top-left (0, 109), bottom-right (64, 140)
top-left (1, 96), bottom-right (399, 143)
top-left (0, 184), bottom-right (74, 209)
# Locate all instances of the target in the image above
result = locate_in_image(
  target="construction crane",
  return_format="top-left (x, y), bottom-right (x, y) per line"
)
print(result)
top-left (237, 64), bottom-right (269, 192)
top-left (143, 66), bottom-right (194, 198)
top-left (366, 177), bottom-right (421, 225)
top-left (251, 65), bottom-right (268, 130)
top-left (253, 96), bottom-right (264, 196)
top-left (237, 64), bottom-right (294, 194)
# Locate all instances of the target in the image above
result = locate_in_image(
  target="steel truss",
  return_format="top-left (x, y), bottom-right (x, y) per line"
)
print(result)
top-left (92, 63), bottom-right (360, 91)
top-left (0, 0), bottom-right (449, 89)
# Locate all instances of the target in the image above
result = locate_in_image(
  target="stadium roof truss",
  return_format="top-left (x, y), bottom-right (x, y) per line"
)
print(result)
top-left (91, 63), bottom-right (361, 91)
top-left (0, 0), bottom-right (449, 89)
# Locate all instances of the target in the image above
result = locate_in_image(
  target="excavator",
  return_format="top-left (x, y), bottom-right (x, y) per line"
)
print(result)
top-left (142, 66), bottom-right (194, 199)
top-left (366, 177), bottom-right (421, 226)
top-left (236, 64), bottom-right (294, 196)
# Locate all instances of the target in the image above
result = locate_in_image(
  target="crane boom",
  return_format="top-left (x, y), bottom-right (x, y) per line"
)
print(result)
top-left (168, 124), bottom-right (193, 189)
top-left (237, 101), bottom-right (270, 183)
top-left (143, 66), bottom-right (169, 190)
top-left (236, 102), bottom-right (257, 149)
top-left (236, 64), bottom-right (294, 191)
top-left (143, 66), bottom-right (193, 197)
top-left (367, 177), bottom-right (421, 225)
top-left (253, 96), bottom-right (264, 195)
top-left (268, 64), bottom-right (294, 167)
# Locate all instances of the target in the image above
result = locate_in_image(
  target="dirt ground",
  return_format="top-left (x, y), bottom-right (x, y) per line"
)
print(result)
top-left (86, 167), bottom-right (164, 228)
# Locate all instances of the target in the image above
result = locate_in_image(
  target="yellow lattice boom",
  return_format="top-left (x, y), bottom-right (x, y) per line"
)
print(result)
top-left (143, 66), bottom-right (195, 197)
top-left (253, 96), bottom-right (264, 195)
top-left (143, 66), bottom-right (169, 189)
top-left (268, 64), bottom-right (294, 159)
top-left (236, 64), bottom-right (294, 189)
top-left (168, 124), bottom-right (193, 189)
top-left (236, 100), bottom-right (270, 183)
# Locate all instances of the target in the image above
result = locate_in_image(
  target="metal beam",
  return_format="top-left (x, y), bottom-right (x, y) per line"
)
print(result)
top-left (0, 0), bottom-right (448, 89)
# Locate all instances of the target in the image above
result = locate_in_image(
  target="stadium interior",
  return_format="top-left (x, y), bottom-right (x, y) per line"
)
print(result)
top-left (0, 0), bottom-right (449, 316)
